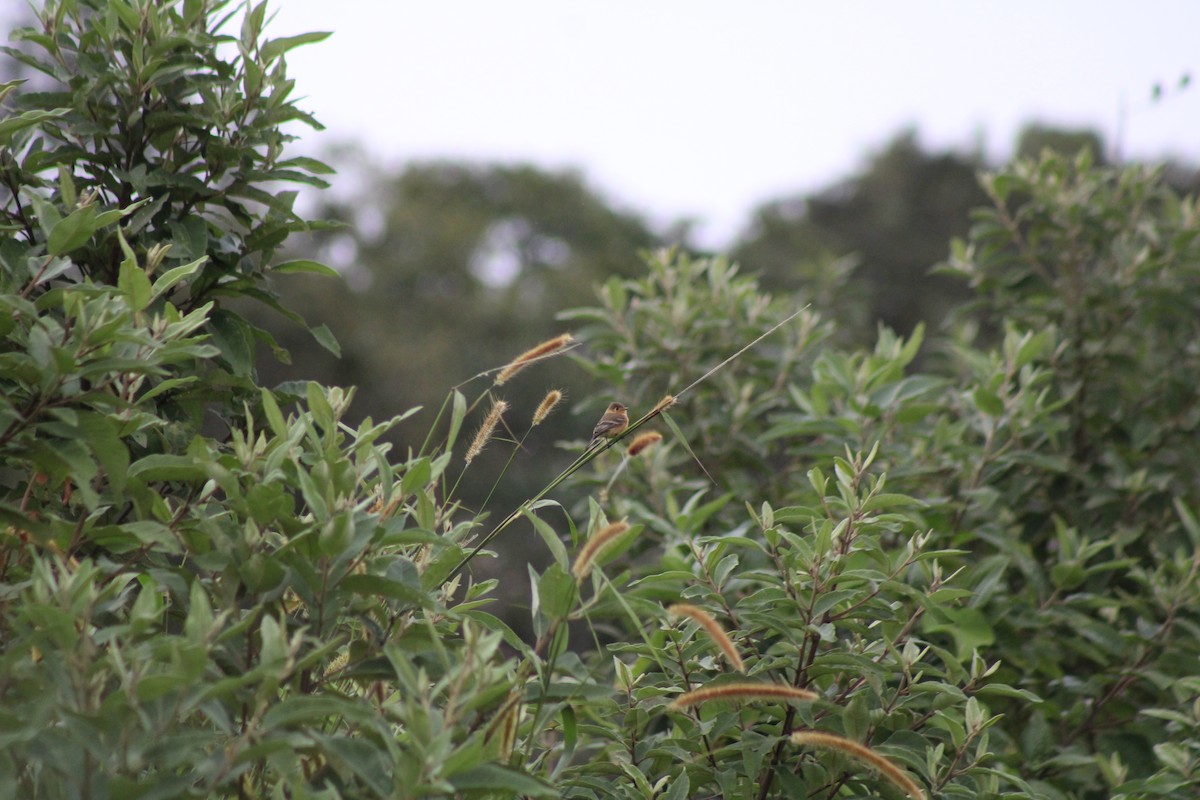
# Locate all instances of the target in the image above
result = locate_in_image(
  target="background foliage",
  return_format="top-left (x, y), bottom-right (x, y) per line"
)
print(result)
top-left (2, 2), bottom-right (1199, 799)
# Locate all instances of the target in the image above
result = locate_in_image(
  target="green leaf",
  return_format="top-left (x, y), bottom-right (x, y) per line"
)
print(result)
top-left (0, 107), bottom-right (68, 142)
top-left (339, 574), bottom-right (435, 610)
top-left (524, 508), bottom-right (569, 570)
top-left (278, 155), bottom-right (336, 175)
top-left (446, 390), bottom-right (467, 451)
top-left (77, 412), bottom-right (129, 493)
top-left (0, 79), bottom-right (22, 104)
top-left (661, 772), bottom-right (690, 800)
top-left (151, 256), bottom-right (207, 300)
top-left (975, 683), bottom-right (1043, 703)
top-left (140, 376), bottom-right (199, 402)
top-left (184, 579), bottom-right (215, 641)
top-left (35, 438), bottom-right (99, 507)
top-left (923, 606), bottom-right (996, 661)
top-left (559, 705), bottom-right (578, 774)
top-left (306, 381), bottom-right (334, 432)
top-left (57, 165), bottom-right (76, 208)
top-left (246, 482), bottom-right (293, 526)
top-left (972, 387), bottom-right (1005, 416)
top-left (263, 696), bottom-right (367, 728)
top-left (260, 387), bottom-right (288, 438)
top-left (47, 205), bottom-right (98, 256)
top-left (316, 735), bottom-right (393, 797)
top-left (420, 545), bottom-right (469, 591)
top-left (128, 454), bottom-right (208, 482)
top-left (259, 615), bottom-right (286, 665)
top-left (448, 764), bottom-right (556, 797)
top-left (310, 323), bottom-right (341, 357)
top-left (1014, 328), bottom-right (1050, 369)
top-left (537, 563), bottom-right (577, 620)
top-left (842, 692), bottom-right (869, 742)
top-left (861, 493), bottom-right (925, 512)
top-left (461, 610), bottom-right (530, 655)
top-left (115, 224), bottom-right (137, 264)
top-left (109, 0), bottom-right (140, 31)
top-left (166, 216), bottom-right (209, 260)
top-left (120, 521), bottom-right (179, 549)
top-left (272, 259), bottom-right (339, 278)
top-left (1050, 560), bottom-right (1086, 590)
top-left (210, 309), bottom-right (254, 376)
top-left (260, 31), bottom-right (332, 62)
top-left (1173, 498), bottom-right (1200, 548)
top-left (1154, 742), bottom-right (1191, 774)
top-left (118, 256), bottom-right (153, 311)
top-left (401, 457), bottom-right (432, 496)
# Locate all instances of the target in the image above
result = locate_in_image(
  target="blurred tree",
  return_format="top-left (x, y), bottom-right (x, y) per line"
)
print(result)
top-left (732, 131), bottom-right (988, 340)
top-left (732, 125), bottom-right (1199, 348)
top-left (1017, 122), bottom-right (1200, 196)
top-left (1016, 124), bottom-right (1107, 163)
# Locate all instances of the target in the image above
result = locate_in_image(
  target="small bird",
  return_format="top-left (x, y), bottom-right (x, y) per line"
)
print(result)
top-left (590, 402), bottom-right (629, 446)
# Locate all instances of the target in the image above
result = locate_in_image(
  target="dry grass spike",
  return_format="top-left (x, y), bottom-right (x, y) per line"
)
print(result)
top-left (532, 389), bottom-right (564, 426)
top-left (572, 520), bottom-right (631, 580)
top-left (652, 394), bottom-right (677, 415)
top-left (789, 730), bottom-right (926, 800)
top-left (626, 431), bottom-right (663, 457)
top-left (495, 333), bottom-right (574, 386)
top-left (465, 399), bottom-right (508, 464)
top-left (669, 682), bottom-right (817, 711)
top-left (668, 603), bottom-right (745, 672)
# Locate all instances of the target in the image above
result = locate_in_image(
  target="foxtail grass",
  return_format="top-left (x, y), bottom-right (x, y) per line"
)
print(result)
top-left (532, 389), bottom-right (564, 426)
top-left (670, 682), bottom-right (818, 711)
top-left (495, 334), bottom-right (574, 386)
top-left (464, 399), bottom-right (508, 464)
top-left (790, 730), bottom-right (925, 800)
top-left (572, 520), bottom-right (630, 581)
top-left (626, 431), bottom-right (663, 457)
top-left (668, 603), bottom-right (745, 672)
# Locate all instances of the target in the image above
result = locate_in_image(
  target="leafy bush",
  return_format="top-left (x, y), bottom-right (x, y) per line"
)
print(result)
top-left (558, 229), bottom-right (1199, 797)
top-left (3, 3), bottom-right (1198, 799)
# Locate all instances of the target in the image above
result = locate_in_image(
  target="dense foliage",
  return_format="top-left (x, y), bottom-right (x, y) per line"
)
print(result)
top-left (2, 2), bottom-right (1198, 799)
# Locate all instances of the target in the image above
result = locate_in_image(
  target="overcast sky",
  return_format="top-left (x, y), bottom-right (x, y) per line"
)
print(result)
top-left (272, 3), bottom-right (1196, 245)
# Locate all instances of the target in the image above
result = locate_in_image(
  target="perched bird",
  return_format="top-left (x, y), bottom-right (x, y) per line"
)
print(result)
top-left (590, 402), bottom-right (629, 446)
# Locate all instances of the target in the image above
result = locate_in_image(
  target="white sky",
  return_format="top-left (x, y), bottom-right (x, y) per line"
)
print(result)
top-left (8, 2), bottom-right (1196, 246)
top-left (140, 4), bottom-right (1200, 246)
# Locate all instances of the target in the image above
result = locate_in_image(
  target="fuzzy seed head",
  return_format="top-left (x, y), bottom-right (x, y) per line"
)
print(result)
top-left (626, 431), bottom-right (663, 457)
top-left (668, 602), bottom-right (745, 672)
top-left (652, 394), bottom-right (677, 414)
top-left (789, 730), bottom-right (925, 800)
top-left (670, 682), bottom-right (818, 711)
top-left (465, 399), bottom-right (508, 464)
top-left (495, 334), bottom-right (574, 386)
top-left (572, 520), bottom-right (631, 581)
top-left (532, 389), bottom-right (564, 426)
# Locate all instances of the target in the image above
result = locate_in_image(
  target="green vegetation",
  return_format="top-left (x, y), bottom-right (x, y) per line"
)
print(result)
top-left (2, 2), bottom-right (1198, 799)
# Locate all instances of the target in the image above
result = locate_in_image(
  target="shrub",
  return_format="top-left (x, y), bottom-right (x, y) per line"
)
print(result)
top-left (3, 3), bottom-right (1198, 798)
